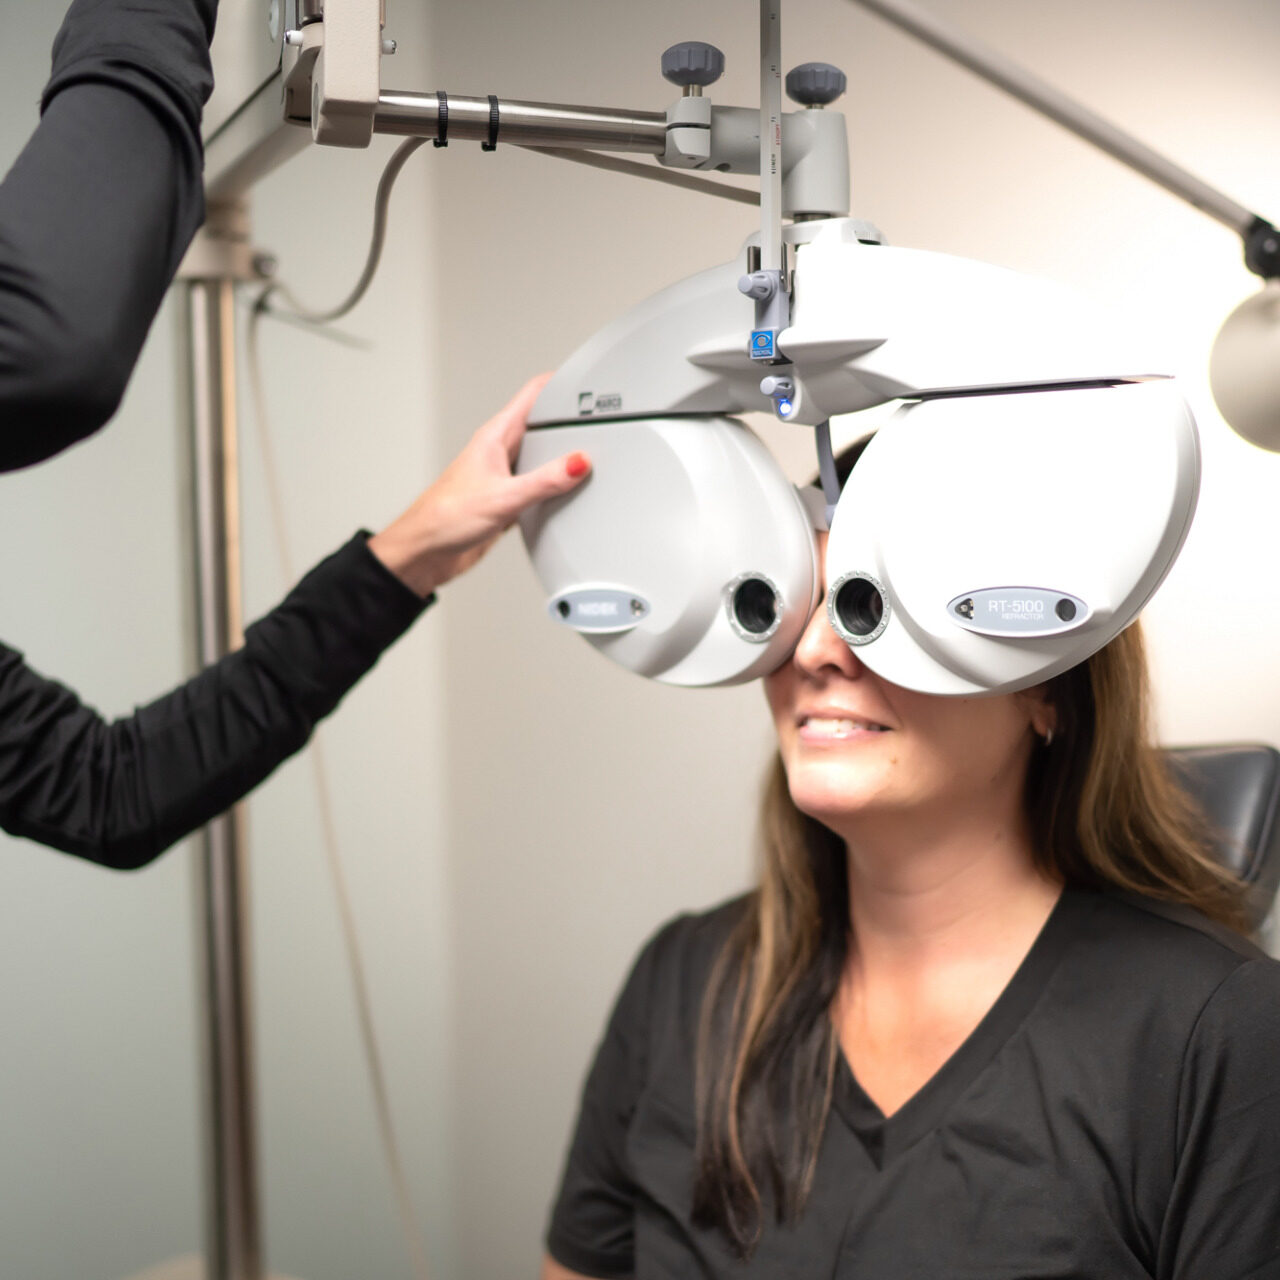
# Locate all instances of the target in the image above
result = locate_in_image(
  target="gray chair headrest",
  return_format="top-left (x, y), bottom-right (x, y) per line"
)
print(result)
top-left (1165, 744), bottom-right (1280, 928)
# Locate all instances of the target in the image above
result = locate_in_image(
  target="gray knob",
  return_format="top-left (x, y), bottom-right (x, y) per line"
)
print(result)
top-left (785, 62), bottom-right (847, 106)
top-left (760, 376), bottom-right (794, 398)
top-left (662, 42), bottom-right (726, 88)
top-left (738, 271), bottom-right (777, 301)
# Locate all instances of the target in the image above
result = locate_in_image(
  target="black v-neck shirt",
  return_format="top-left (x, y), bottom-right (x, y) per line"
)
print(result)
top-left (547, 888), bottom-right (1280, 1279)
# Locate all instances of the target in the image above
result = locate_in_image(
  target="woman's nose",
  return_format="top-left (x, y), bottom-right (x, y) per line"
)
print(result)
top-left (791, 593), bottom-right (866, 680)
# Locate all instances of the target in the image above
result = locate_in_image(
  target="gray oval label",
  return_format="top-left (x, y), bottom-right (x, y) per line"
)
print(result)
top-left (947, 588), bottom-right (1090, 637)
top-left (549, 588), bottom-right (650, 634)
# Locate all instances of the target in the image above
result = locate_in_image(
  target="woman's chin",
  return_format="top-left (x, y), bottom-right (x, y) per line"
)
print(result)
top-left (786, 762), bottom-right (895, 826)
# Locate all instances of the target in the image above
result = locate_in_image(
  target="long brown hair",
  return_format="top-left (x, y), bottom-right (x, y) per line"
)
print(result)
top-left (691, 619), bottom-right (1248, 1258)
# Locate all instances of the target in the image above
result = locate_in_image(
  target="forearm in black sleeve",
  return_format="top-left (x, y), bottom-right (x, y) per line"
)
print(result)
top-left (0, 0), bottom-right (218, 471)
top-left (0, 535), bottom-right (431, 870)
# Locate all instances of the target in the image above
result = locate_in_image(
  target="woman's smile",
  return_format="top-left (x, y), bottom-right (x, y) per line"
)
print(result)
top-left (763, 534), bottom-right (1050, 830)
top-left (796, 710), bottom-right (892, 745)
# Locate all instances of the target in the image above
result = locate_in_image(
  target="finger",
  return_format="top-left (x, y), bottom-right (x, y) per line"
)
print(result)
top-left (496, 451), bottom-right (591, 520)
top-left (493, 371), bottom-right (555, 456)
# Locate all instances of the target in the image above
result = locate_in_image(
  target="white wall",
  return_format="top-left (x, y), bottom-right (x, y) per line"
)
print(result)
top-left (1, 1), bottom-right (1278, 1278)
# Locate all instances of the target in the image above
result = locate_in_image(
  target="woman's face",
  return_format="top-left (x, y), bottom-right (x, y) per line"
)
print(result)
top-left (764, 536), bottom-right (1054, 833)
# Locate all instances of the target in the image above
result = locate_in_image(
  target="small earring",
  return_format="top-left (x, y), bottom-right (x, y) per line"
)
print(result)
top-left (1042, 727), bottom-right (1055, 747)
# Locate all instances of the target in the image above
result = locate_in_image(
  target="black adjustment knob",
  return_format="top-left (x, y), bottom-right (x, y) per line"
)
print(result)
top-left (661, 42), bottom-right (726, 89)
top-left (1245, 217), bottom-right (1280, 280)
top-left (785, 62), bottom-right (847, 106)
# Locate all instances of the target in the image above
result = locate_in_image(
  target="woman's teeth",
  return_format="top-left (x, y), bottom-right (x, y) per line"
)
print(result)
top-left (802, 717), bottom-right (886, 738)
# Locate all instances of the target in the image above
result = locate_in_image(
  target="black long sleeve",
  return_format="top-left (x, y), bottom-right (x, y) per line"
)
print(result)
top-left (0, 0), bottom-right (217, 471)
top-left (0, 534), bottom-right (431, 870)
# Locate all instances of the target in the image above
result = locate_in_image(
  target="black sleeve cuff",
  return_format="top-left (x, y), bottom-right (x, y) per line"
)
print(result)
top-left (314, 530), bottom-right (436, 648)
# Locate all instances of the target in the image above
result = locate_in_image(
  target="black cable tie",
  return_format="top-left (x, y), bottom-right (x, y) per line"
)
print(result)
top-left (433, 90), bottom-right (449, 148)
top-left (482, 94), bottom-right (500, 151)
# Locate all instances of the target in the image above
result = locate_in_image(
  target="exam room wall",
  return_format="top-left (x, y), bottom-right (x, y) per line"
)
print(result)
top-left (432, 1), bottom-right (1280, 1276)
top-left (0, 5), bottom-right (456, 1280)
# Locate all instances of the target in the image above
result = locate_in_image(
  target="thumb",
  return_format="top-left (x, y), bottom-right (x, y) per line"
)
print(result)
top-left (500, 451), bottom-right (592, 520)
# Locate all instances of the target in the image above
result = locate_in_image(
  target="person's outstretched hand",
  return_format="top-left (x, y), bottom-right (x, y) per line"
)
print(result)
top-left (368, 374), bottom-right (590, 598)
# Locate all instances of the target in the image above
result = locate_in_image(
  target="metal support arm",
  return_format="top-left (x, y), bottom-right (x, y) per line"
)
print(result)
top-left (373, 91), bottom-right (666, 151)
top-left (847, 0), bottom-right (1280, 278)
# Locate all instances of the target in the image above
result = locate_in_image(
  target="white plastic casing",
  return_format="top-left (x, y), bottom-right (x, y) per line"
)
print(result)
top-left (517, 417), bottom-right (819, 686)
top-left (824, 382), bottom-right (1200, 695)
top-left (528, 218), bottom-right (1161, 432)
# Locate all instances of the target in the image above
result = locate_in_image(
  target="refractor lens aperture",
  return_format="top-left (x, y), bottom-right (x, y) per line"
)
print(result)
top-left (728, 574), bottom-right (781, 640)
top-left (830, 573), bottom-right (888, 645)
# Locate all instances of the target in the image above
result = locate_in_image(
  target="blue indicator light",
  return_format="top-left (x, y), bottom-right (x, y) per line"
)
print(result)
top-left (777, 399), bottom-right (793, 416)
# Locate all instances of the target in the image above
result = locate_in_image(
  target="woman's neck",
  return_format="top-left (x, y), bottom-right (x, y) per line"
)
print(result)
top-left (827, 803), bottom-right (1063, 1119)
top-left (834, 802), bottom-right (1062, 981)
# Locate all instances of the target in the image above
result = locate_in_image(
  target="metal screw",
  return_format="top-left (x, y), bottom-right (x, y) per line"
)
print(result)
top-left (631, 599), bottom-right (644, 616)
top-left (251, 252), bottom-right (279, 280)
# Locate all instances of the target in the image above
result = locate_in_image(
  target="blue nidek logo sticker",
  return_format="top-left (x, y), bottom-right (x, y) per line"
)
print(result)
top-left (750, 330), bottom-right (775, 359)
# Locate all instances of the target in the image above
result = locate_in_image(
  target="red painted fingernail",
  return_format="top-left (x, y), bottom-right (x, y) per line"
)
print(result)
top-left (566, 452), bottom-right (590, 478)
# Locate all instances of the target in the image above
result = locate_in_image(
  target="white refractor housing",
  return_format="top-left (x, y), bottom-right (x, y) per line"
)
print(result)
top-left (517, 218), bottom-right (1200, 694)
top-left (518, 417), bottom-right (820, 686)
top-left (825, 384), bottom-right (1199, 695)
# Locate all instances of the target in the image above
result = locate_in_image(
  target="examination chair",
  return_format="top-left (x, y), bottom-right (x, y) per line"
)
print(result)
top-left (1166, 744), bottom-right (1280, 931)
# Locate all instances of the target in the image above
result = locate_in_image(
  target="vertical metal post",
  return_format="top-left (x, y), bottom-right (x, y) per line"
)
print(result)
top-left (759, 0), bottom-right (783, 274)
top-left (181, 200), bottom-right (262, 1280)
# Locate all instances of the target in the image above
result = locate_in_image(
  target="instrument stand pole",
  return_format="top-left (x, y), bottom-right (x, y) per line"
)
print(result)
top-left (122, 202), bottom-right (306, 1280)
top-left (170, 199), bottom-right (265, 1280)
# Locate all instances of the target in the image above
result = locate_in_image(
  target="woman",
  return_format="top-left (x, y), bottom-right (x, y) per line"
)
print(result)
top-left (542, 499), bottom-right (1280, 1276)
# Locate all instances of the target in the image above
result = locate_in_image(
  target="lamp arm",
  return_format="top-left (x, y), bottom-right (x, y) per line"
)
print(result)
top-left (847, 0), bottom-right (1280, 279)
